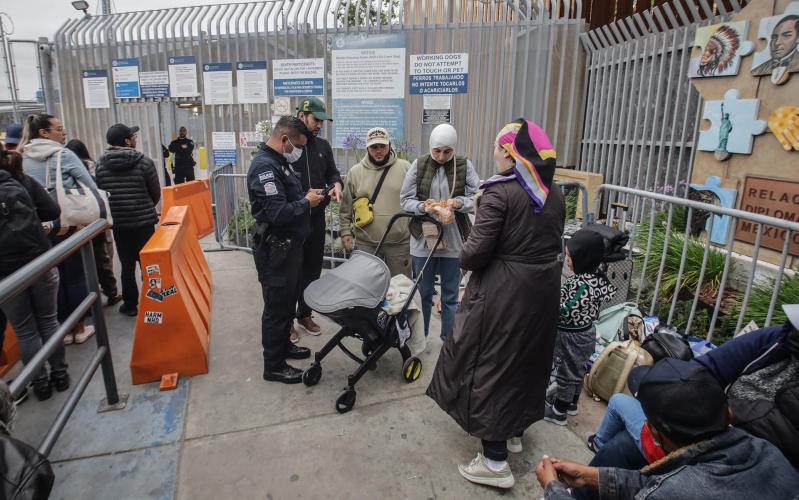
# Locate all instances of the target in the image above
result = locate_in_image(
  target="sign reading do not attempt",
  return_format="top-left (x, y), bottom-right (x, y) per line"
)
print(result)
top-left (410, 53), bottom-right (469, 94)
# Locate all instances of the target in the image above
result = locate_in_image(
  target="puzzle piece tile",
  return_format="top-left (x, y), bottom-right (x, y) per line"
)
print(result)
top-left (689, 21), bottom-right (755, 78)
top-left (750, 1), bottom-right (799, 85)
top-left (689, 176), bottom-right (738, 244)
top-left (698, 89), bottom-right (767, 157)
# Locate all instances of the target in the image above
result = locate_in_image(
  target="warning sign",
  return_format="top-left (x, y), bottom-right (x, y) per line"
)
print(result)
top-left (144, 311), bottom-right (164, 324)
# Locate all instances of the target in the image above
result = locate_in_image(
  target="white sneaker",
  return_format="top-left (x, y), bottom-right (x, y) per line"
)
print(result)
top-left (507, 437), bottom-right (523, 454)
top-left (73, 325), bottom-right (96, 344)
top-left (458, 453), bottom-right (515, 489)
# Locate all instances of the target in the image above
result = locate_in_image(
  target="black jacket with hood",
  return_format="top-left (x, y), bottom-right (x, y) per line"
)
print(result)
top-left (290, 133), bottom-right (341, 214)
top-left (95, 147), bottom-right (161, 229)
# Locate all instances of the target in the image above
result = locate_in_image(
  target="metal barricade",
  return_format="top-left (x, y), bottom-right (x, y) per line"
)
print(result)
top-left (0, 219), bottom-right (127, 457)
top-left (593, 184), bottom-right (799, 343)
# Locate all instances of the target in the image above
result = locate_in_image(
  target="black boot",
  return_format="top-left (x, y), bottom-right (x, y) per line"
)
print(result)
top-left (285, 344), bottom-right (311, 360)
top-left (263, 365), bottom-right (303, 384)
top-left (51, 371), bottom-right (71, 392)
top-left (33, 379), bottom-right (53, 401)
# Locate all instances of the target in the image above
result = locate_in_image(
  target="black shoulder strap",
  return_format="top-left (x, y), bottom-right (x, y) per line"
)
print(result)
top-left (370, 166), bottom-right (391, 204)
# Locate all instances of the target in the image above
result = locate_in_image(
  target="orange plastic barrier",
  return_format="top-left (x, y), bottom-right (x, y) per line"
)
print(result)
top-left (0, 325), bottom-right (20, 377)
top-left (160, 179), bottom-right (213, 238)
top-left (130, 205), bottom-right (212, 385)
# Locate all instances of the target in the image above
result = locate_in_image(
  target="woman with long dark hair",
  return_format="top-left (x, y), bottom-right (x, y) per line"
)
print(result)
top-left (0, 150), bottom-right (69, 401)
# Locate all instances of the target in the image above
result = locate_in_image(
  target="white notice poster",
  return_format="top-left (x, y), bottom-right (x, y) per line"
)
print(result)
top-left (168, 56), bottom-right (199, 97)
top-left (111, 58), bottom-right (141, 99)
top-left (272, 58), bottom-right (325, 96)
top-left (203, 63), bottom-right (234, 105)
top-left (82, 70), bottom-right (110, 109)
top-left (332, 46), bottom-right (405, 99)
top-left (236, 61), bottom-right (269, 104)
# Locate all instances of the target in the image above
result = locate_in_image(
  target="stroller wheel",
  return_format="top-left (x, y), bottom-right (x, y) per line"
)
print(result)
top-left (402, 357), bottom-right (423, 383)
top-left (336, 389), bottom-right (357, 413)
top-left (303, 364), bottom-right (322, 386)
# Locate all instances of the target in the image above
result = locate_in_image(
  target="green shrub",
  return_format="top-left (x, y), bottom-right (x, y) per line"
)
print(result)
top-left (728, 272), bottom-right (799, 329)
top-left (226, 201), bottom-right (256, 243)
top-left (564, 189), bottom-right (578, 220)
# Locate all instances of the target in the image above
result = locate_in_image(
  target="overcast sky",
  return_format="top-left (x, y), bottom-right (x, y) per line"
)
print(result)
top-left (1, 0), bottom-right (254, 100)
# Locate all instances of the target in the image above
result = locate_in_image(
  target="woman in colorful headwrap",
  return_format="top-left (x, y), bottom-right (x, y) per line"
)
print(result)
top-left (426, 119), bottom-right (565, 489)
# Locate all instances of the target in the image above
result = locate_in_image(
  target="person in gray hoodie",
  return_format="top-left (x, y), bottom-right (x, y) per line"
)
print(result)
top-left (95, 124), bottom-right (161, 317)
top-left (20, 113), bottom-right (97, 344)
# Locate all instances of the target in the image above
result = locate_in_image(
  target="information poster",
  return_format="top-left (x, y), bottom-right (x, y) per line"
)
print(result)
top-left (273, 58), bottom-right (325, 96)
top-left (111, 58), bottom-right (140, 99)
top-left (168, 56), bottom-right (199, 97)
top-left (82, 70), bottom-right (110, 109)
top-left (212, 132), bottom-right (237, 166)
top-left (236, 61), bottom-right (269, 104)
top-left (410, 53), bottom-right (468, 94)
top-left (332, 34), bottom-right (406, 149)
top-left (203, 63), bottom-right (234, 105)
top-left (422, 94), bottom-right (452, 124)
top-left (140, 71), bottom-right (169, 98)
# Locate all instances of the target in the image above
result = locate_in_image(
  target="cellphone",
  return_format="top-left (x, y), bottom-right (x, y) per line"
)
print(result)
top-left (322, 184), bottom-right (335, 197)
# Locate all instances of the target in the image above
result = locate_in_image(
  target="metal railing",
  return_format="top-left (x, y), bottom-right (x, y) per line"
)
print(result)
top-left (594, 184), bottom-right (799, 343)
top-left (0, 220), bottom-right (128, 457)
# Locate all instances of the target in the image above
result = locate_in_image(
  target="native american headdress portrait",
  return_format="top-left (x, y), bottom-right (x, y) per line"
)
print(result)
top-left (698, 25), bottom-right (741, 76)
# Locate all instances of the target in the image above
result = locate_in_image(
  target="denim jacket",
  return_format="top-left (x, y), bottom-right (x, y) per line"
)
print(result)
top-left (545, 427), bottom-right (799, 499)
top-left (22, 139), bottom-right (97, 191)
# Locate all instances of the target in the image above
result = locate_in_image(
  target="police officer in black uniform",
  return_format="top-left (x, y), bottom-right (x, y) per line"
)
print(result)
top-left (291, 97), bottom-right (342, 339)
top-left (248, 116), bottom-right (325, 384)
top-left (168, 126), bottom-right (196, 184)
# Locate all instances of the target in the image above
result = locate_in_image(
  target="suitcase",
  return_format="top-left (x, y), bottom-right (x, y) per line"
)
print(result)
top-left (584, 339), bottom-right (653, 402)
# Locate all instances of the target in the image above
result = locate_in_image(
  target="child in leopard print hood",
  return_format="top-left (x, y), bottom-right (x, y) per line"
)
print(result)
top-left (544, 228), bottom-right (616, 426)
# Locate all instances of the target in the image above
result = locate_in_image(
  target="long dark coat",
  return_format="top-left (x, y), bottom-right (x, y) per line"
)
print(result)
top-left (426, 175), bottom-right (565, 441)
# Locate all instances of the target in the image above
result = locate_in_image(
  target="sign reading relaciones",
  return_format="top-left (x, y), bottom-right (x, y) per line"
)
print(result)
top-left (82, 70), bottom-right (110, 109)
top-left (409, 53), bottom-right (468, 94)
top-left (203, 63), bottom-right (234, 105)
top-left (236, 61), bottom-right (269, 104)
top-left (332, 34), bottom-right (406, 149)
top-left (111, 58), bottom-right (140, 99)
top-left (273, 58), bottom-right (325, 96)
top-left (168, 56), bottom-right (199, 97)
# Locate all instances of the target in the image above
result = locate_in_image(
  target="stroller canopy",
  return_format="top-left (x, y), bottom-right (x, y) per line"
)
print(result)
top-left (304, 251), bottom-right (391, 313)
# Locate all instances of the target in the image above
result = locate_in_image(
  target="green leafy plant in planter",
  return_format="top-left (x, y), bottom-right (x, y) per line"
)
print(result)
top-left (727, 271), bottom-right (799, 332)
top-left (226, 201), bottom-right (256, 246)
top-left (564, 188), bottom-right (578, 220)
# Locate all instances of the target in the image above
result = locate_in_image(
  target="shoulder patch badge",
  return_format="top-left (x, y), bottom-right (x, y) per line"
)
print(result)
top-left (258, 170), bottom-right (275, 182)
top-left (264, 182), bottom-right (278, 196)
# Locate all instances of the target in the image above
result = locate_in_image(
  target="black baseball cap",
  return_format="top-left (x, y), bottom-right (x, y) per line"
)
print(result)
top-left (106, 123), bottom-right (140, 146)
top-left (628, 358), bottom-right (728, 443)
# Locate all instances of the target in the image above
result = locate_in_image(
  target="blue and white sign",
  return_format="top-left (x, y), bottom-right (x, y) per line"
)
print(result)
top-left (203, 63), bottom-right (234, 105)
top-left (332, 34), bottom-right (406, 149)
top-left (273, 58), bottom-right (325, 97)
top-left (140, 71), bottom-right (169, 98)
top-left (111, 58), bottom-right (140, 99)
top-left (236, 61), bottom-right (269, 104)
top-left (212, 132), bottom-right (237, 167)
top-left (409, 53), bottom-right (469, 94)
top-left (168, 56), bottom-right (199, 97)
top-left (82, 69), bottom-right (110, 109)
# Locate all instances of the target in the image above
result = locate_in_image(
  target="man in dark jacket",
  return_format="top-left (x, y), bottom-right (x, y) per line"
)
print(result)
top-left (247, 116), bottom-right (324, 384)
top-left (290, 97), bottom-right (342, 340)
top-left (96, 123), bottom-right (161, 317)
top-left (168, 127), bottom-right (195, 184)
top-left (536, 359), bottom-right (799, 499)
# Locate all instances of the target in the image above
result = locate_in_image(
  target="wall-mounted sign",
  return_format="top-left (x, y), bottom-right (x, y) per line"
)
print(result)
top-left (410, 53), bottom-right (468, 94)
top-left (203, 63), bottom-right (234, 105)
top-left (422, 94), bottom-right (452, 124)
top-left (82, 69), bottom-right (110, 109)
top-left (140, 71), bottom-right (169, 98)
top-left (273, 58), bottom-right (325, 97)
top-left (212, 131), bottom-right (237, 166)
top-left (236, 61), bottom-right (269, 104)
top-left (736, 175), bottom-right (799, 256)
top-left (168, 56), bottom-right (199, 97)
top-left (111, 58), bottom-right (140, 99)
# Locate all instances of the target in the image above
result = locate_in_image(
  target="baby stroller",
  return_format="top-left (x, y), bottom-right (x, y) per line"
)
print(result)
top-left (301, 213), bottom-right (443, 413)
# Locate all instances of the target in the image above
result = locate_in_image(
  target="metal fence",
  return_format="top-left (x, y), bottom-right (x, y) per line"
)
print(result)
top-left (577, 0), bottom-right (750, 194)
top-left (594, 184), bottom-right (799, 343)
top-left (0, 220), bottom-right (127, 457)
top-left (51, 0), bottom-right (586, 182)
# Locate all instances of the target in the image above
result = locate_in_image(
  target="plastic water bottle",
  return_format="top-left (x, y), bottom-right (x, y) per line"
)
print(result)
top-left (381, 299), bottom-right (390, 311)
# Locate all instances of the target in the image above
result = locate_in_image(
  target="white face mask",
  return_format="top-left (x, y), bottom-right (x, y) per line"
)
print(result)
top-left (283, 138), bottom-right (303, 163)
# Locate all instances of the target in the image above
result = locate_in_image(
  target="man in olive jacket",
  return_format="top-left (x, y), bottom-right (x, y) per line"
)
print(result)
top-left (96, 123), bottom-right (161, 317)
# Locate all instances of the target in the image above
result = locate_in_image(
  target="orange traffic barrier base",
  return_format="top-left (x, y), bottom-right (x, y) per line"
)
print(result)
top-left (0, 325), bottom-right (20, 377)
top-left (160, 179), bottom-right (214, 238)
top-left (131, 205), bottom-right (212, 385)
top-left (160, 373), bottom-right (179, 391)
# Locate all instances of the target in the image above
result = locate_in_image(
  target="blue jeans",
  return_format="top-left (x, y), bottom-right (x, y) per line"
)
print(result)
top-left (411, 256), bottom-right (461, 340)
top-left (594, 393), bottom-right (646, 452)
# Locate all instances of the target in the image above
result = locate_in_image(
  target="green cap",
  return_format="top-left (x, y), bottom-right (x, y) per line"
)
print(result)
top-left (296, 96), bottom-right (332, 121)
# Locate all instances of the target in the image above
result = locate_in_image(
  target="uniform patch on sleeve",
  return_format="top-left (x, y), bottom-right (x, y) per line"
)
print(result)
top-left (264, 182), bottom-right (278, 196)
top-left (258, 170), bottom-right (274, 182)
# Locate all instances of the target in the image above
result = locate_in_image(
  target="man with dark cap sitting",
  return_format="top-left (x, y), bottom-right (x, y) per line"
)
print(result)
top-left (535, 358), bottom-right (799, 499)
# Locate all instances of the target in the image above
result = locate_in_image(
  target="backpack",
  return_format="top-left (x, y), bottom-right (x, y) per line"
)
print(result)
top-left (584, 339), bottom-right (653, 402)
top-left (0, 175), bottom-right (43, 268)
top-left (594, 302), bottom-right (643, 350)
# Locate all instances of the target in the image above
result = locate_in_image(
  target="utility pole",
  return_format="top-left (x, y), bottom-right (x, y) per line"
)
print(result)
top-left (0, 13), bottom-right (20, 123)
